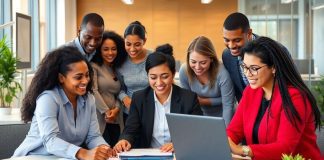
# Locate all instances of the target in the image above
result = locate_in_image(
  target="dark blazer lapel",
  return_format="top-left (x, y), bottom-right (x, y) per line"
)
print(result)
top-left (145, 88), bottom-right (155, 145)
top-left (233, 57), bottom-right (245, 90)
top-left (170, 85), bottom-right (181, 113)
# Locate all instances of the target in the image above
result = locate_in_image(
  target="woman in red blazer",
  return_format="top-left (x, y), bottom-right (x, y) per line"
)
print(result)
top-left (226, 37), bottom-right (322, 160)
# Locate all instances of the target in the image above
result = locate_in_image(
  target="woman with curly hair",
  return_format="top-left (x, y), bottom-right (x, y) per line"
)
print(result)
top-left (13, 46), bottom-right (114, 160)
top-left (91, 31), bottom-right (127, 146)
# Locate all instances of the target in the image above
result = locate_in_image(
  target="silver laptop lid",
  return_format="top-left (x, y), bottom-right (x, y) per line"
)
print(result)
top-left (166, 113), bottom-right (232, 160)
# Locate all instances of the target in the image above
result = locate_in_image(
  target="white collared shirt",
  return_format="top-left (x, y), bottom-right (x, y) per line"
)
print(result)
top-left (150, 87), bottom-right (173, 148)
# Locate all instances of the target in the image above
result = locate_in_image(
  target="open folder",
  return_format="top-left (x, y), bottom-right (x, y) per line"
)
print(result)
top-left (118, 148), bottom-right (173, 160)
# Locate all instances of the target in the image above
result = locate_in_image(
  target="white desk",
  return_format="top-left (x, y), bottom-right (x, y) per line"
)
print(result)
top-left (5, 154), bottom-right (249, 160)
top-left (5, 155), bottom-right (119, 160)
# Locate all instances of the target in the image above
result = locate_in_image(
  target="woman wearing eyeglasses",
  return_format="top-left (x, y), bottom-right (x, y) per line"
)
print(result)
top-left (226, 37), bottom-right (321, 160)
top-left (179, 36), bottom-right (235, 126)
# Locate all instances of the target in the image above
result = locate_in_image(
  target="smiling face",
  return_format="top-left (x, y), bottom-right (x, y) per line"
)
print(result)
top-left (59, 61), bottom-right (90, 101)
top-left (223, 28), bottom-right (252, 57)
top-left (189, 51), bottom-right (212, 77)
top-left (125, 34), bottom-right (146, 59)
top-left (148, 63), bottom-right (174, 100)
top-left (243, 54), bottom-right (275, 91)
top-left (101, 39), bottom-right (117, 65)
top-left (79, 23), bottom-right (104, 54)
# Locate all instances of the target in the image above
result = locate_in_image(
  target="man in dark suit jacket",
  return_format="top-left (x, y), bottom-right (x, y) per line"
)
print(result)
top-left (115, 85), bottom-right (202, 149)
top-left (222, 13), bottom-right (291, 103)
top-left (222, 12), bottom-right (256, 102)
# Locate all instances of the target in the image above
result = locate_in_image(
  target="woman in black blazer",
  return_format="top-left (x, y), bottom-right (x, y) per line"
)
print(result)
top-left (114, 44), bottom-right (202, 153)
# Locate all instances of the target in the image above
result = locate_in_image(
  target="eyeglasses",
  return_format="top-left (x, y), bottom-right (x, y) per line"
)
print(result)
top-left (240, 64), bottom-right (267, 76)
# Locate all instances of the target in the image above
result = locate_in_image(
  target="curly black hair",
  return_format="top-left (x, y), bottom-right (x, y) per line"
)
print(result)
top-left (91, 31), bottom-right (127, 70)
top-left (21, 46), bottom-right (94, 123)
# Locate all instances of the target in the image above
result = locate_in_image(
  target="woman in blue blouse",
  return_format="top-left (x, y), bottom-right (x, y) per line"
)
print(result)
top-left (13, 46), bottom-right (114, 160)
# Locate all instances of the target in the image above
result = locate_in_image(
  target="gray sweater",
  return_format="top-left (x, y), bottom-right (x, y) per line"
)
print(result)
top-left (179, 63), bottom-right (235, 126)
top-left (117, 50), bottom-right (153, 114)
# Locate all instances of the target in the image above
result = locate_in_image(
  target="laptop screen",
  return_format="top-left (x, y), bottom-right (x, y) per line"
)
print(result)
top-left (166, 113), bottom-right (232, 160)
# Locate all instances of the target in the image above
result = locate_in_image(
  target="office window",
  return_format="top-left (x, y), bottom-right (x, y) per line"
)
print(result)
top-left (0, 0), bottom-right (12, 44)
top-left (239, 0), bottom-right (324, 83)
top-left (312, 0), bottom-right (324, 76)
top-left (11, 0), bottom-right (41, 70)
top-left (12, 0), bottom-right (29, 61)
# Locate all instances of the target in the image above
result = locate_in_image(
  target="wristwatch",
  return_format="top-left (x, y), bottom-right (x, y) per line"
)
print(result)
top-left (242, 145), bottom-right (250, 156)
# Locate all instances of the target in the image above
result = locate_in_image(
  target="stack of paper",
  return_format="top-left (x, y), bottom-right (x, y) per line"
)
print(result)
top-left (118, 148), bottom-right (173, 160)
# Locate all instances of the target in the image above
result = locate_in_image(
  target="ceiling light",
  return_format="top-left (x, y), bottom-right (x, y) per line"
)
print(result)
top-left (312, 4), bottom-right (324, 10)
top-left (201, 0), bottom-right (212, 4)
top-left (122, 0), bottom-right (134, 5)
top-left (281, 0), bottom-right (297, 4)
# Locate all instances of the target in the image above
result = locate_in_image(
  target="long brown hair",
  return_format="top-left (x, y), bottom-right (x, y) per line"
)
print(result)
top-left (186, 36), bottom-right (219, 88)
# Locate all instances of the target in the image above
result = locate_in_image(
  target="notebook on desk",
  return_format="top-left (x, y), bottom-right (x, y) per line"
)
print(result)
top-left (118, 148), bottom-right (173, 160)
top-left (166, 113), bottom-right (242, 160)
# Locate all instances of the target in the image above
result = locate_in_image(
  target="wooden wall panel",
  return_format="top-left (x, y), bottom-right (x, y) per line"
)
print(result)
top-left (77, 0), bottom-right (237, 62)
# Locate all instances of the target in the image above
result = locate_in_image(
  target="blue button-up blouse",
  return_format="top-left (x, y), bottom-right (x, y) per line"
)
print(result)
top-left (12, 86), bottom-right (108, 159)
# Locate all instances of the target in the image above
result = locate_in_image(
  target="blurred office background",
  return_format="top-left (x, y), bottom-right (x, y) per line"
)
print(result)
top-left (1, 1), bottom-right (324, 158)
top-left (0, 0), bottom-right (323, 103)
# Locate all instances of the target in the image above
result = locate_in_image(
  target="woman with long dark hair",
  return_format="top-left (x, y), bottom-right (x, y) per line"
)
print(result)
top-left (13, 46), bottom-right (114, 159)
top-left (226, 37), bottom-right (321, 160)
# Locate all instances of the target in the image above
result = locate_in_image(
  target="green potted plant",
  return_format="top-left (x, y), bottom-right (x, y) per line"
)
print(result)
top-left (281, 153), bottom-right (307, 160)
top-left (312, 75), bottom-right (324, 122)
top-left (0, 36), bottom-right (22, 115)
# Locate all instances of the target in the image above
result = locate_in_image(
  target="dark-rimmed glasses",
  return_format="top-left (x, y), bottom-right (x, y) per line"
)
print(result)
top-left (240, 64), bottom-right (267, 76)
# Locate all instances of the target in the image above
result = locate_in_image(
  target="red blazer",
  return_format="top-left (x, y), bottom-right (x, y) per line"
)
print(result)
top-left (227, 85), bottom-right (322, 160)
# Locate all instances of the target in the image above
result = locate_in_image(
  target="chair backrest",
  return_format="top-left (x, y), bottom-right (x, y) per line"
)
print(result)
top-left (0, 123), bottom-right (30, 159)
top-left (293, 59), bottom-right (314, 74)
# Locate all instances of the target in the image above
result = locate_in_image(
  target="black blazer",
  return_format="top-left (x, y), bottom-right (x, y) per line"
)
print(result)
top-left (119, 84), bottom-right (202, 148)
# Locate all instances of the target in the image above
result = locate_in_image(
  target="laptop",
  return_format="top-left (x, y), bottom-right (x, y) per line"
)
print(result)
top-left (166, 113), bottom-right (232, 160)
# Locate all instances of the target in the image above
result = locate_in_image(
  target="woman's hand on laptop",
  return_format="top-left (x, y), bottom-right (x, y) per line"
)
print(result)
top-left (114, 139), bottom-right (132, 153)
top-left (160, 142), bottom-right (174, 152)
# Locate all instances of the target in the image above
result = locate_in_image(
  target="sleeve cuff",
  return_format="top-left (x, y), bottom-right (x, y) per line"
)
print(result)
top-left (67, 144), bottom-right (81, 159)
top-left (118, 93), bottom-right (127, 102)
top-left (88, 138), bottom-right (109, 149)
